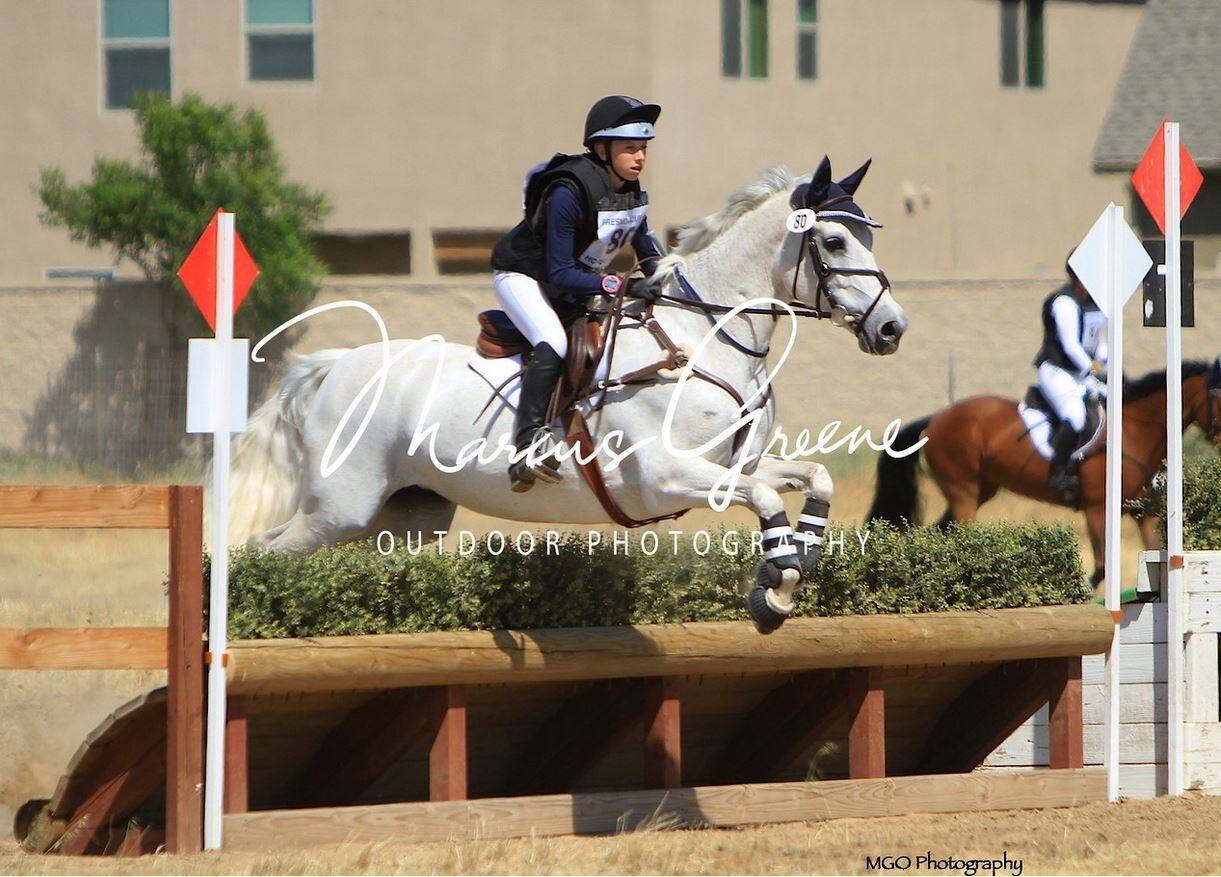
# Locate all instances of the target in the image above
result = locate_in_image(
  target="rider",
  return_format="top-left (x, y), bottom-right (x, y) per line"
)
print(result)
top-left (1032, 252), bottom-right (1108, 498)
top-left (489, 95), bottom-right (666, 493)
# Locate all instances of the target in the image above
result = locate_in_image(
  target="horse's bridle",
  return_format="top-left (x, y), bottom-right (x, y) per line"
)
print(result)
top-left (647, 193), bottom-right (891, 353)
top-left (787, 193), bottom-right (892, 331)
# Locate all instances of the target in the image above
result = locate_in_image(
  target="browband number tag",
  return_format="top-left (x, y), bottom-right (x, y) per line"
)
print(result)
top-left (786, 209), bottom-right (817, 234)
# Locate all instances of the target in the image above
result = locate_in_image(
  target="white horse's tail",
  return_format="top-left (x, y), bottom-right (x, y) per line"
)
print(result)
top-left (216, 349), bottom-right (349, 545)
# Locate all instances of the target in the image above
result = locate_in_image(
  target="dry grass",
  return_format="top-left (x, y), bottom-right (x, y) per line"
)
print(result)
top-left (1, 796), bottom-right (1220, 874)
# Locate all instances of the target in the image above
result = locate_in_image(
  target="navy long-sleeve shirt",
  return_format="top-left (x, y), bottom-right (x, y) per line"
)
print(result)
top-left (543, 185), bottom-right (663, 300)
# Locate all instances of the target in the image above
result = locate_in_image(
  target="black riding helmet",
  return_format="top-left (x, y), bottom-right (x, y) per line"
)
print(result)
top-left (583, 95), bottom-right (661, 148)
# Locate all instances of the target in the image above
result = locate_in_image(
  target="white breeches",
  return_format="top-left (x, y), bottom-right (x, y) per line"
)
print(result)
top-left (492, 270), bottom-right (568, 358)
top-left (1037, 362), bottom-right (1087, 431)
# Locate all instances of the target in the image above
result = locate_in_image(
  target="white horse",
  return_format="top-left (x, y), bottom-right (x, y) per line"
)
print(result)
top-left (226, 158), bottom-right (908, 631)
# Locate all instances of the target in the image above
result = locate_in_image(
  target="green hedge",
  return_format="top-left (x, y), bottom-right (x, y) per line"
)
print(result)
top-left (1126, 456), bottom-right (1221, 550)
top-left (219, 521), bottom-right (1088, 639)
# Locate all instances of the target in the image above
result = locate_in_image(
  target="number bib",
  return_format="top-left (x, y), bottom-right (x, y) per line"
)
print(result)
top-left (577, 205), bottom-right (649, 272)
top-left (1081, 311), bottom-right (1106, 358)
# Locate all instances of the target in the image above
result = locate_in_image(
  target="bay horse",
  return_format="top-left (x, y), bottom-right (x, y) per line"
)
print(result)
top-left (226, 159), bottom-right (909, 631)
top-left (867, 359), bottom-right (1221, 585)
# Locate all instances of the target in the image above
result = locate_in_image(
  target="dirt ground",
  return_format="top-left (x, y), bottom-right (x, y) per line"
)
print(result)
top-left (2, 795), bottom-right (1220, 875)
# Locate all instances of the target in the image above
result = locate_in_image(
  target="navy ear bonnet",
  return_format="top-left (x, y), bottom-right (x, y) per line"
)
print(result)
top-left (789, 156), bottom-right (882, 228)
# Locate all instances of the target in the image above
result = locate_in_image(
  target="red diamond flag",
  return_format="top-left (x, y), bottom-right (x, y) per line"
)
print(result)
top-left (177, 209), bottom-right (260, 332)
top-left (1131, 118), bottom-right (1204, 234)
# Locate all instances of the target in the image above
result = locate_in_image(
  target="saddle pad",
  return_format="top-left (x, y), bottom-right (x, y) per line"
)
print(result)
top-left (466, 342), bottom-right (614, 421)
top-left (1017, 402), bottom-right (1054, 460)
top-left (467, 349), bottom-right (524, 415)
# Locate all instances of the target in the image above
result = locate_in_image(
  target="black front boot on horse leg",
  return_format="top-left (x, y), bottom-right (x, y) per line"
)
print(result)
top-left (749, 512), bottom-right (802, 635)
top-left (795, 497), bottom-right (830, 578)
top-left (1048, 423), bottom-right (1081, 504)
top-left (508, 342), bottom-right (565, 493)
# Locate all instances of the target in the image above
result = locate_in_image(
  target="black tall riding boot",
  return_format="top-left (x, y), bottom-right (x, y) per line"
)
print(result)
top-left (1049, 423), bottom-right (1081, 500)
top-left (508, 342), bottom-right (565, 493)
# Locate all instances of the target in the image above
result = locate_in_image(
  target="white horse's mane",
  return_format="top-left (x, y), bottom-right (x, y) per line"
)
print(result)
top-left (649, 165), bottom-right (796, 284)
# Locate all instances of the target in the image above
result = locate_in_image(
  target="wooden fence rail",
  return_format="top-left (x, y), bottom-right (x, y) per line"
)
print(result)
top-left (0, 484), bottom-right (204, 854)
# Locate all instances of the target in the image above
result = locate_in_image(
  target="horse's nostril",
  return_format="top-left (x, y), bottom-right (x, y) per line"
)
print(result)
top-left (880, 320), bottom-right (900, 340)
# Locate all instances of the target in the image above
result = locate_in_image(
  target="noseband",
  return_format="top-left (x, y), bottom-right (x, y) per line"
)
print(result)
top-left (788, 194), bottom-right (891, 333)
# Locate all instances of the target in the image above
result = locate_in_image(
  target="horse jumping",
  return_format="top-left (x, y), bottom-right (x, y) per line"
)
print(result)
top-left (226, 159), bottom-right (909, 632)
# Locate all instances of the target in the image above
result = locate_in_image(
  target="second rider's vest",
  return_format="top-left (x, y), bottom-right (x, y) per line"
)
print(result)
top-left (1033, 286), bottom-right (1106, 374)
top-left (491, 153), bottom-right (649, 295)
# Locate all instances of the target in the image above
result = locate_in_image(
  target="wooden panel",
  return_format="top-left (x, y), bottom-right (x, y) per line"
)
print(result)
top-left (917, 660), bottom-right (1054, 775)
top-left (223, 768), bottom-right (1106, 850)
top-left (166, 484), bottom-right (204, 854)
top-left (1185, 632), bottom-right (1219, 722)
top-left (429, 686), bottom-right (467, 802)
top-left (54, 730), bottom-right (167, 854)
top-left (1084, 682), bottom-right (1166, 725)
top-left (644, 678), bottom-right (682, 789)
top-left (227, 605), bottom-right (1113, 695)
top-left (714, 671), bottom-right (849, 784)
top-left (291, 689), bottom-right (433, 808)
top-left (1048, 658), bottom-right (1083, 769)
top-left (847, 668), bottom-right (885, 779)
top-left (1185, 722), bottom-right (1221, 764)
top-left (502, 680), bottom-right (644, 796)
top-left (1118, 602), bottom-right (1166, 644)
top-left (1186, 760), bottom-right (1221, 794)
top-left (0, 485), bottom-right (170, 528)
top-left (1188, 593), bottom-right (1221, 632)
top-left (224, 697), bottom-right (249, 815)
top-left (1082, 644), bottom-right (1167, 685)
top-left (0, 628), bottom-right (167, 670)
top-left (1185, 552), bottom-right (1221, 593)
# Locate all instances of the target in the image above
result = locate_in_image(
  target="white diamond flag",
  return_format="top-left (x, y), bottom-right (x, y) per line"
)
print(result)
top-left (1068, 203), bottom-right (1153, 320)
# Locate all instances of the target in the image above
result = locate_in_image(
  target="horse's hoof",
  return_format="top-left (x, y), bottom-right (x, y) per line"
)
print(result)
top-left (748, 585), bottom-right (790, 635)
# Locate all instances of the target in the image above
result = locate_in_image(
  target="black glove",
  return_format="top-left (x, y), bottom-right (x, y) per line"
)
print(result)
top-left (626, 276), bottom-right (662, 305)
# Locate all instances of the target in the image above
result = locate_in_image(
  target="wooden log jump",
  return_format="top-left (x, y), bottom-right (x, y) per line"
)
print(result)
top-left (224, 604), bottom-right (1112, 694)
top-left (2, 483), bottom-right (1117, 854)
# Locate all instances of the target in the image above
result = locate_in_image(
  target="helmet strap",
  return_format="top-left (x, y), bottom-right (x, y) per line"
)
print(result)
top-left (593, 140), bottom-right (631, 187)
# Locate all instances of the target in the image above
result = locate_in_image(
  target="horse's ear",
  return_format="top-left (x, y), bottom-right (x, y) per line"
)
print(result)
top-left (1209, 357), bottom-right (1221, 390)
top-left (838, 159), bottom-right (873, 196)
top-left (806, 156), bottom-right (833, 207)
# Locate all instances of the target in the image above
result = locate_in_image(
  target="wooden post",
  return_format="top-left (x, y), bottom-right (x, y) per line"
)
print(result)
top-left (224, 696), bottom-right (249, 813)
top-left (165, 485), bottom-right (204, 854)
top-left (429, 685), bottom-right (467, 801)
top-left (644, 677), bottom-right (682, 789)
top-left (847, 667), bottom-right (885, 779)
top-left (1048, 656), bottom-right (1084, 769)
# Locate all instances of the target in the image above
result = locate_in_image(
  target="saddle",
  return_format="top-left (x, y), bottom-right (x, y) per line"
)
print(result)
top-left (1021, 384), bottom-right (1105, 458)
top-left (472, 297), bottom-right (769, 528)
top-left (475, 308), bottom-right (603, 411)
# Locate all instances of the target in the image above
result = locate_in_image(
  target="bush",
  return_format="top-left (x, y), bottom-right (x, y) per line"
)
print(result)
top-left (219, 521), bottom-right (1089, 639)
top-left (1127, 456), bottom-right (1221, 550)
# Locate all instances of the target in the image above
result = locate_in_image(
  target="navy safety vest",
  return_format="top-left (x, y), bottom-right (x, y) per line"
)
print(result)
top-left (1033, 285), bottom-right (1106, 373)
top-left (491, 153), bottom-right (649, 296)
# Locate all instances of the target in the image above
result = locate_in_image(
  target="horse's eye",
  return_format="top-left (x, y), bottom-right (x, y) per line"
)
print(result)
top-left (824, 236), bottom-right (845, 251)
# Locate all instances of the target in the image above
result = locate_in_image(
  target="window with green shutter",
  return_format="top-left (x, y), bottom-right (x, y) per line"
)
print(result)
top-left (1000, 0), bottom-right (1045, 89)
top-left (246, 0), bottom-right (315, 82)
top-left (721, 0), bottom-right (768, 79)
top-left (797, 0), bottom-right (817, 81)
top-left (102, 0), bottom-right (171, 110)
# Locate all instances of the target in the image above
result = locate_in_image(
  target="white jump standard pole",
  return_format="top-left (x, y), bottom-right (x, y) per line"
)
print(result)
top-left (1102, 204), bottom-right (1124, 804)
top-left (204, 212), bottom-right (236, 849)
top-left (1164, 121), bottom-right (1185, 798)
